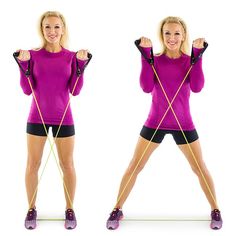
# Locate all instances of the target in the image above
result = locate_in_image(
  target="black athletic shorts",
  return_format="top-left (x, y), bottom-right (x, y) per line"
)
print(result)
top-left (140, 126), bottom-right (199, 145)
top-left (26, 123), bottom-right (75, 138)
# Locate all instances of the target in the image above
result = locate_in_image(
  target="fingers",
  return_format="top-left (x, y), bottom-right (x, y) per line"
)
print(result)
top-left (140, 36), bottom-right (152, 48)
top-left (193, 38), bottom-right (205, 49)
top-left (76, 49), bottom-right (89, 60)
top-left (17, 50), bottom-right (30, 61)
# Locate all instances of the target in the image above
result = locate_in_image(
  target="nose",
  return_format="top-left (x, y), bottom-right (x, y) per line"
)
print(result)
top-left (48, 28), bottom-right (55, 34)
top-left (169, 34), bottom-right (176, 41)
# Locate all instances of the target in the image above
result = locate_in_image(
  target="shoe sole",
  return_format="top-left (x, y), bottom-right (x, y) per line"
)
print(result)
top-left (25, 220), bottom-right (36, 230)
top-left (210, 220), bottom-right (222, 230)
top-left (65, 220), bottom-right (77, 230)
top-left (107, 215), bottom-right (124, 230)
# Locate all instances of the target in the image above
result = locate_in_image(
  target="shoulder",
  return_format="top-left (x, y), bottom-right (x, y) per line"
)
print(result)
top-left (29, 47), bottom-right (42, 53)
top-left (154, 53), bottom-right (164, 62)
top-left (154, 53), bottom-right (162, 58)
top-left (63, 47), bottom-right (76, 55)
top-left (29, 47), bottom-right (43, 56)
top-left (62, 48), bottom-right (77, 60)
top-left (182, 53), bottom-right (190, 59)
top-left (181, 53), bottom-right (191, 65)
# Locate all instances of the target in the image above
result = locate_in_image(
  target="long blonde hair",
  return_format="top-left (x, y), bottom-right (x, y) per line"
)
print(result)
top-left (158, 16), bottom-right (189, 55)
top-left (38, 11), bottom-right (68, 48)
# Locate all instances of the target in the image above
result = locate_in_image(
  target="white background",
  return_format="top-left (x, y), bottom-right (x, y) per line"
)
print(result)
top-left (0, 0), bottom-right (234, 235)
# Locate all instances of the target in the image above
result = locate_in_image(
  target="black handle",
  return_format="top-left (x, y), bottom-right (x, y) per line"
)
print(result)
top-left (191, 41), bottom-right (208, 65)
top-left (13, 51), bottom-right (30, 77)
top-left (13, 51), bottom-right (20, 58)
top-left (86, 52), bottom-right (92, 64)
top-left (135, 39), bottom-right (141, 47)
top-left (83, 52), bottom-right (92, 70)
top-left (76, 51), bottom-right (93, 76)
top-left (134, 38), bottom-right (154, 65)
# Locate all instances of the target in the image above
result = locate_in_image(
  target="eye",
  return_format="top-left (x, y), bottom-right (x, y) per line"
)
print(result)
top-left (55, 25), bottom-right (61, 29)
top-left (45, 25), bottom-right (50, 29)
top-left (164, 32), bottom-right (170, 35)
top-left (175, 32), bottom-right (181, 36)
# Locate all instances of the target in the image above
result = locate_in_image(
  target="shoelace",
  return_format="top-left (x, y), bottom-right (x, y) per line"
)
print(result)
top-left (27, 209), bottom-right (36, 221)
top-left (110, 209), bottom-right (120, 220)
top-left (66, 210), bottom-right (75, 220)
top-left (212, 210), bottom-right (221, 221)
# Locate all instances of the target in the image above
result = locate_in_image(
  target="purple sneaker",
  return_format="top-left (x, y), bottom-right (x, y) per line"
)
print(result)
top-left (210, 209), bottom-right (222, 230)
top-left (25, 208), bottom-right (37, 230)
top-left (106, 208), bottom-right (123, 230)
top-left (65, 209), bottom-right (77, 230)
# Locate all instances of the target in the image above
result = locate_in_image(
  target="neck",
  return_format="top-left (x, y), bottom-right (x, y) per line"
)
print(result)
top-left (44, 43), bottom-right (62, 53)
top-left (165, 50), bottom-right (182, 59)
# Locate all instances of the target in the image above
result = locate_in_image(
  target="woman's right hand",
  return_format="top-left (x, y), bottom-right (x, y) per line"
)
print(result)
top-left (139, 37), bottom-right (152, 48)
top-left (17, 50), bottom-right (30, 61)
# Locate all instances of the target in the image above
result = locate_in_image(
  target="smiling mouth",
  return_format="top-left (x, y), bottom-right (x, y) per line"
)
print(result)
top-left (168, 42), bottom-right (177, 46)
top-left (49, 36), bottom-right (57, 39)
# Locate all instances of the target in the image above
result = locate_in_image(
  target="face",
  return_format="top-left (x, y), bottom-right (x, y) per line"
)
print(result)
top-left (42, 16), bottom-right (64, 45)
top-left (162, 23), bottom-right (185, 52)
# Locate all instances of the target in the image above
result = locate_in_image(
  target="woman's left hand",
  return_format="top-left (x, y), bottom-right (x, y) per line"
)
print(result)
top-left (193, 38), bottom-right (205, 49)
top-left (76, 49), bottom-right (89, 60)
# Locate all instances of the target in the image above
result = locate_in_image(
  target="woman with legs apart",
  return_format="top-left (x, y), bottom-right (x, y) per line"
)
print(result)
top-left (15, 11), bottom-right (89, 230)
top-left (106, 16), bottom-right (222, 230)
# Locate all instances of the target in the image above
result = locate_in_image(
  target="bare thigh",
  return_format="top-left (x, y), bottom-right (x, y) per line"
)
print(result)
top-left (55, 136), bottom-right (75, 168)
top-left (127, 136), bottom-right (160, 173)
top-left (27, 134), bottom-right (47, 167)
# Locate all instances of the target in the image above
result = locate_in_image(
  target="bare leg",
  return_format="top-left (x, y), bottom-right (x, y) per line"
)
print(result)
top-left (25, 134), bottom-right (47, 208)
top-left (178, 139), bottom-right (218, 210)
top-left (115, 136), bottom-right (159, 209)
top-left (55, 136), bottom-right (76, 209)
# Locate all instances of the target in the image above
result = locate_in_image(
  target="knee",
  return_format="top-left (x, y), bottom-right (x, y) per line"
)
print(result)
top-left (26, 157), bottom-right (41, 173)
top-left (190, 162), bottom-right (206, 177)
top-left (126, 162), bottom-right (145, 176)
top-left (59, 158), bottom-right (75, 173)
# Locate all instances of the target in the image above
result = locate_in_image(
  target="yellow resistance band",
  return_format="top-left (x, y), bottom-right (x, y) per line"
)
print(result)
top-left (123, 217), bottom-right (210, 221)
top-left (115, 64), bottom-right (217, 209)
top-left (27, 73), bottom-right (81, 210)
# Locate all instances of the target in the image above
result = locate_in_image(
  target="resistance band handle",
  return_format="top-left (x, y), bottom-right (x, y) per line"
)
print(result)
top-left (13, 51), bottom-right (30, 77)
top-left (13, 51), bottom-right (20, 57)
top-left (76, 52), bottom-right (93, 76)
top-left (191, 41), bottom-right (208, 65)
top-left (135, 39), bottom-right (154, 65)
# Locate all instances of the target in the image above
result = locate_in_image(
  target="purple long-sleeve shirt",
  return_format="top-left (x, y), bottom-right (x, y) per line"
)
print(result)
top-left (19, 47), bottom-right (86, 125)
top-left (140, 47), bottom-right (204, 131)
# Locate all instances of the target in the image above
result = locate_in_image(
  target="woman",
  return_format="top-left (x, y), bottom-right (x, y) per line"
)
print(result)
top-left (106, 16), bottom-right (222, 230)
top-left (16, 11), bottom-right (89, 230)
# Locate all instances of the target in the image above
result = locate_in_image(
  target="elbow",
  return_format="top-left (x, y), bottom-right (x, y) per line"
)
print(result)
top-left (71, 90), bottom-right (80, 96)
top-left (191, 83), bottom-right (204, 93)
top-left (142, 86), bottom-right (153, 93)
top-left (22, 88), bottom-right (32, 95)
top-left (20, 78), bottom-right (33, 95)
top-left (20, 84), bottom-right (32, 95)
top-left (69, 85), bottom-right (82, 96)
top-left (70, 77), bottom-right (83, 96)
top-left (140, 81), bottom-right (154, 93)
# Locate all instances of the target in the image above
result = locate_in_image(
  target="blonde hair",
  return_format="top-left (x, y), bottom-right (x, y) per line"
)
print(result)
top-left (38, 11), bottom-right (68, 48)
top-left (158, 16), bottom-right (189, 55)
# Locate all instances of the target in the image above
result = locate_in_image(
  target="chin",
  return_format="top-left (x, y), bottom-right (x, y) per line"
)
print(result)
top-left (47, 40), bottom-right (59, 44)
top-left (167, 47), bottom-right (179, 51)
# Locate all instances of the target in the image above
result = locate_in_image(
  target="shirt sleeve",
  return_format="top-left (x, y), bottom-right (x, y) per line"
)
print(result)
top-left (189, 47), bottom-right (205, 93)
top-left (139, 47), bottom-right (155, 93)
top-left (19, 57), bottom-right (35, 95)
top-left (69, 54), bottom-right (87, 96)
